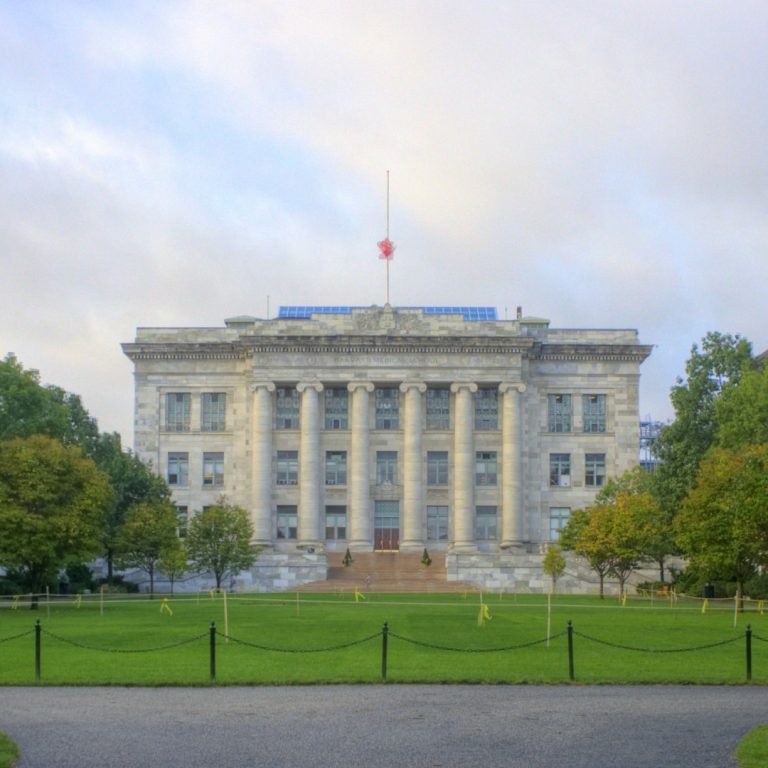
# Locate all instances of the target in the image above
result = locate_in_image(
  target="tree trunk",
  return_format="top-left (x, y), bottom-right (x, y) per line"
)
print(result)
top-left (149, 564), bottom-right (154, 598)
top-left (599, 572), bottom-right (605, 599)
top-left (658, 558), bottom-right (665, 583)
top-left (106, 550), bottom-right (114, 585)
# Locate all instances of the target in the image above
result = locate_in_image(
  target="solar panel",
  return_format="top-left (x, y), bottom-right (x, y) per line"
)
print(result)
top-left (278, 306), bottom-right (497, 321)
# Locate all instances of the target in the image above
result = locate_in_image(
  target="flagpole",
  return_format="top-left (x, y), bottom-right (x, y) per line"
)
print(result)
top-left (386, 170), bottom-right (390, 305)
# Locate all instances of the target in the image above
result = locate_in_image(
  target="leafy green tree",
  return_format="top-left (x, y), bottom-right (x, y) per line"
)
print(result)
top-left (675, 445), bottom-right (768, 607)
top-left (714, 361), bottom-right (768, 450)
top-left (116, 500), bottom-right (180, 596)
top-left (0, 436), bottom-right (111, 605)
top-left (559, 507), bottom-right (614, 598)
top-left (653, 332), bottom-right (753, 515)
top-left (158, 541), bottom-right (188, 595)
top-left (93, 432), bottom-right (170, 583)
top-left (185, 500), bottom-right (257, 589)
top-left (542, 545), bottom-right (566, 593)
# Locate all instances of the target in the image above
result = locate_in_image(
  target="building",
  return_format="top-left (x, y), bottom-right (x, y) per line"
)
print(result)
top-left (123, 304), bottom-right (652, 591)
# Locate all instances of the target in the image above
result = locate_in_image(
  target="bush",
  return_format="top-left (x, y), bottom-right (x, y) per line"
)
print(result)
top-left (98, 576), bottom-right (140, 593)
top-left (65, 563), bottom-right (95, 594)
top-left (745, 573), bottom-right (768, 599)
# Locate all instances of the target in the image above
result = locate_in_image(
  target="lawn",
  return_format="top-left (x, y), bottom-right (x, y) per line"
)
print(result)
top-left (0, 591), bottom-right (765, 685)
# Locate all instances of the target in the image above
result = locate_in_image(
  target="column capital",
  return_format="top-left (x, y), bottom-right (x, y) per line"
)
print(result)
top-left (499, 382), bottom-right (526, 394)
top-left (450, 382), bottom-right (478, 394)
top-left (399, 381), bottom-right (427, 394)
top-left (251, 381), bottom-right (276, 393)
top-left (296, 381), bottom-right (324, 394)
top-left (347, 381), bottom-right (375, 393)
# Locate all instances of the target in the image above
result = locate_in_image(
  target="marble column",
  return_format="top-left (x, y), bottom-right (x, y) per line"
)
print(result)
top-left (400, 381), bottom-right (427, 551)
top-left (297, 382), bottom-right (323, 548)
top-left (450, 382), bottom-right (477, 551)
top-left (499, 383), bottom-right (526, 548)
top-left (250, 381), bottom-right (275, 547)
top-left (348, 382), bottom-right (374, 550)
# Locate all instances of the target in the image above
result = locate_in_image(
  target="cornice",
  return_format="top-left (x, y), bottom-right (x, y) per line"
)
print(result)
top-left (535, 344), bottom-right (653, 363)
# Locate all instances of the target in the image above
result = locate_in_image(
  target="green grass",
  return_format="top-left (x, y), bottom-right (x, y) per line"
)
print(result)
top-left (737, 724), bottom-right (768, 768)
top-left (0, 732), bottom-right (19, 768)
top-left (0, 591), bottom-right (766, 685)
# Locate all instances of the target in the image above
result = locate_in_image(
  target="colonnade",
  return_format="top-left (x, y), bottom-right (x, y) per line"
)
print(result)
top-left (249, 380), bottom-right (526, 551)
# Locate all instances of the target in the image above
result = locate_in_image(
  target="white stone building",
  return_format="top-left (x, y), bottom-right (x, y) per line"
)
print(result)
top-left (123, 305), bottom-right (651, 591)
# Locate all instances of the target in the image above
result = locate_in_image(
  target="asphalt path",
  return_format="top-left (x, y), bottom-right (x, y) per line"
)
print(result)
top-left (2, 686), bottom-right (767, 768)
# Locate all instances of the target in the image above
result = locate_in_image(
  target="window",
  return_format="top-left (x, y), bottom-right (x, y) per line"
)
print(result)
top-left (201, 392), bottom-right (226, 431)
top-left (550, 507), bottom-right (571, 540)
top-left (324, 387), bottom-right (348, 429)
top-left (475, 506), bottom-right (497, 540)
top-left (585, 453), bottom-right (606, 487)
top-left (550, 453), bottom-right (571, 487)
top-left (427, 451), bottom-right (449, 485)
top-left (276, 386), bottom-right (299, 429)
top-left (202, 452), bottom-right (224, 487)
top-left (583, 394), bottom-right (606, 433)
top-left (375, 387), bottom-right (399, 429)
top-left (167, 452), bottom-right (189, 486)
top-left (325, 505), bottom-right (347, 540)
top-left (277, 505), bottom-right (298, 540)
top-left (176, 506), bottom-right (188, 538)
top-left (548, 394), bottom-right (572, 432)
top-left (475, 388), bottom-right (498, 430)
top-left (427, 505), bottom-right (449, 541)
top-left (475, 451), bottom-right (497, 486)
top-left (325, 451), bottom-right (347, 486)
top-left (277, 450), bottom-right (299, 486)
top-left (426, 388), bottom-right (450, 430)
top-left (165, 393), bottom-right (190, 432)
top-left (376, 451), bottom-right (398, 485)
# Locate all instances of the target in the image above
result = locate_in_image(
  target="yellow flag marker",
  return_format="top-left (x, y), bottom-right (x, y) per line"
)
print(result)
top-left (701, 598), bottom-right (708, 614)
top-left (477, 602), bottom-right (492, 627)
top-left (621, 592), bottom-right (627, 607)
top-left (160, 597), bottom-right (173, 616)
top-left (759, 600), bottom-right (765, 615)
top-left (11, 595), bottom-right (19, 610)
top-left (73, 594), bottom-right (82, 608)
top-left (354, 588), bottom-right (366, 604)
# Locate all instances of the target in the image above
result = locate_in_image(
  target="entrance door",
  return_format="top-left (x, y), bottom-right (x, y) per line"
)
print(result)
top-left (374, 501), bottom-right (400, 551)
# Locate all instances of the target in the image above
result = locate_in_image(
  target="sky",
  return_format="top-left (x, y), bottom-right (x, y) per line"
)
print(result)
top-left (2, 1), bottom-right (767, 446)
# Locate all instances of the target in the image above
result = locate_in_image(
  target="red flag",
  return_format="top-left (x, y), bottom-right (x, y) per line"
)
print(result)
top-left (377, 238), bottom-right (395, 261)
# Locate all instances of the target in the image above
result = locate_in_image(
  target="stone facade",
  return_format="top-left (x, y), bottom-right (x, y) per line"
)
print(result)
top-left (123, 305), bottom-right (651, 591)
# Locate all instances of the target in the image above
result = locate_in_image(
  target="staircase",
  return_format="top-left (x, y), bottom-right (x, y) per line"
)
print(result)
top-left (299, 552), bottom-right (471, 593)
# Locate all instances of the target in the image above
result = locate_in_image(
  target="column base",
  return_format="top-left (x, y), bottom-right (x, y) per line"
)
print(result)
top-left (449, 542), bottom-right (478, 554)
top-left (500, 540), bottom-right (528, 553)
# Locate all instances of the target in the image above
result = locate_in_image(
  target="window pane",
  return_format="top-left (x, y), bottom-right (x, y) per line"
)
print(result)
top-left (277, 505), bottom-right (298, 539)
top-left (276, 386), bottom-right (300, 429)
top-left (325, 505), bottom-right (347, 540)
top-left (168, 452), bottom-right (189, 486)
top-left (583, 394), bottom-right (606, 433)
top-left (426, 388), bottom-right (450, 430)
top-left (427, 505), bottom-right (449, 540)
top-left (475, 451), bottom-right (497, 485)
top-left (475, 388), bottom-right (498, 430)
top-left (549, 453), bottom-right (571, 487)
top-left (176, 506), bottom-right (188, 538)
top-left (548, 394), bottom-right (572, 432)
top-left (375, 388), bottom-right (399, 429)
top-left (427, 451), bottom-right (449, 485)
top-left (585, 452), bottom-right (606, 487)
top-left (203, 452), bottom-right (224, 487)
top-left (325, 451), bottom-right (347, 486)
top-left (550, 507), bottom-right (571, 540)
top-left (202, 392), bottom-right (226, 431)
top-left (324, 387), bottom-right (349, 429)
top-left (277, 450), bottom-right (299, 485)
top-left (376, 451), bottom-right (398, 484)
top-left (475, 505), bottom-right (497, 540)
top-left (165, 393), bottom-right (190, 432)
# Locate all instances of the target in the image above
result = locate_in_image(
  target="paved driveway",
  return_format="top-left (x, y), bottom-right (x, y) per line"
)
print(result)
top-left (2, 685), bottom-right (767, 768)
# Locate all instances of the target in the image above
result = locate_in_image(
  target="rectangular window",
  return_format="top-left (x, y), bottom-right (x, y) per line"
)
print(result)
top-left (475, 388), bottom-right (499, 430)
top-left (277, 505), bottom-right (298, 540)
top-left (324, 387), bottom-right (349, 430)
top-left (585, 452), bottom-right (606, 487)
top-left (376, 450), bottom-right (398, 485)
top-left (325, 450), bottom-right (347, 486)
top-left (202, 452), bottom-right (224, 487)
top-left (548, 394), bottom-right (572, 432)
top-left (167, 452), bottom-right (189, 486)
top-left (276, 386), bottom-right (299, 429)
top-left (550, 453), bottom-right (571, 487)
top-left (276, 450), bottom-right (299, 486)
top-left (583, 394), bottom-right (607, 433)
top-left (427, 505), bottom-right (449, 541)
top-left (325, 505), bottom-right (347, 540)
top-left (176, 506), bottom-right (188, 538)
top-left (201, 392), bottom-right (226, 431)
top-left (375, 387), bottom-right (399, 429)
top-left (475, 505), bottom-right (497, 540)
top-left (427, 451), bottom-right (449, 486)
top-left (475, 451), bottom-right (497, 486)
top-left (165, 393), bottom-right (190, 432)
top-left (550, 507), bottom-right (571, 540)
top-left (426, 388), bottom-right (450, 430)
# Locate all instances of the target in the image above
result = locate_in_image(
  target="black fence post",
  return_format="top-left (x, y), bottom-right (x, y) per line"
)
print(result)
top-left (746, 624), bottom-right (752, 682)
top-left (567, 620), bottom-right (574, 681)
top-left (381, 621), bottom-right (389, 682)
top-left (210, 622), bottom-right (216, 681)
top-left (34, 619), bottom-right (41, 681)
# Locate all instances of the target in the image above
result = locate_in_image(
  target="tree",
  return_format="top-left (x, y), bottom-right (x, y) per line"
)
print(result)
top-left (714, 361), bottom-right (768, 450)
top-left (675, 445), bottom-right (768, 607)
top-left (542, 545), bottom-right (566, 593)
top-left (115, 500), bottom-right (180, 596)
top-left (0, 436), bottom-right (110, 605)
top-left (653, 332), bottom-right (753, 515)
top-left (185, 500), bottom-right (258, 589)
top-left (158, 541), bottom-right (188, 595)
top-left (559, 507), bottom-right (614, 598)
top-left (93, 432), bottom-right (170, 584)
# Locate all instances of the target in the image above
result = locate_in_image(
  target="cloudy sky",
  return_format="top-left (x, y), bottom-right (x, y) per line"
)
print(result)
top-left (2, 1), bottom-right (767, 445)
